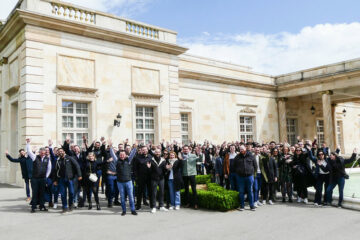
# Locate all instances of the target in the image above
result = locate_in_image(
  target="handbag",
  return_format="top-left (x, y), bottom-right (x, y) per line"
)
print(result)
top-left (88, 162), bottom-right (98, 183)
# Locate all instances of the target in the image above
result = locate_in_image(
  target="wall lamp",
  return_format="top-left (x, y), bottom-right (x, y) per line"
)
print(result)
top-left (114, 113), bottom-right (122, 127)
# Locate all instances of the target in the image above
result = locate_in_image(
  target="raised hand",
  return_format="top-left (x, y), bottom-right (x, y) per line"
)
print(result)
top-left (146, 161), bottom-right (151, 168)
top-left (26, 138), bottom-right (30, 144)
top-left (353, 148), bottom-right (358, 154)
top-left (48, 139), bottom-right (53, 147)
top-left (107, 139), bottom-right (113, 147)
top-left (5, 150), bottom-right (8, 155)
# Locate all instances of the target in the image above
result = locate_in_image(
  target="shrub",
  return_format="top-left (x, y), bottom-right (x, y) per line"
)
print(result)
top-left (181, 177), bottom-right (239, 211)
top-left (195, 175), bottom-right (211, 184)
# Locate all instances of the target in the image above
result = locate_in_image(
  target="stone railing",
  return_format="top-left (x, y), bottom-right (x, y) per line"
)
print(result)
top-left (126, 21), bottom-right (159, 39)
top-left (50, 2), bottom-right (96, 24)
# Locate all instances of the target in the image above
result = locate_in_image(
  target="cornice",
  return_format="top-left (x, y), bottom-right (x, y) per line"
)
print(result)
top-left (0, 9), bottom-right (188, 55)
top-left (179, 69), bottom-right (276, 91)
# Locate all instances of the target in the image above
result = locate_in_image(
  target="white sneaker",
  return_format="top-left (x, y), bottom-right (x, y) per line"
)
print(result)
top-left (74, 202), bottom-right (78, 208)
top-left (254, 202), bottom-right (258, 208)
top-left (262, 200), bottom-right (266, 205)
top-left (159, 207), bottom-right (168, 212)
top-left (257, 201), bottom-right (263, 206)
top-left (168, 206), bottom-right (174, 210)
top-left (297, 197), bottom-right (302, 203)
top-left (314, 203), bottom-right (319, 207)
top-left (175, 206), bottom-right (180, 210)
top-left (53, 203), bottom-right (58, 209)
top-left (269, 200), bottom-right (274, 205)
top-left (304, 198), bottom-right (308, 204)
top-left (151, 208), bottom-right (156, 214)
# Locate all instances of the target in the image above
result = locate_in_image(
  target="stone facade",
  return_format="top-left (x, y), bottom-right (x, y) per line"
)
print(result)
top-left (1, 0), bottom-right (360, 186)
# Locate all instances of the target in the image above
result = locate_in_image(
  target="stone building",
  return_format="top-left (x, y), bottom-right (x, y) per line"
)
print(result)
top-left (1, 0), bottom-right (360, 186)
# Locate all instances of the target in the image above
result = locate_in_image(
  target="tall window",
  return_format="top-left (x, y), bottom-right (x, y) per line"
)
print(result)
top-left (136, 106), bottom-right (155, 144)
top-left (286, 118), bottom-right (298, 145)
top-left (336, 120), bottom-right (343, 150)
top-left (239, 116), bottom-right (254, 143)
top-left (62, 101), bottom-right (89, 146)
top-left (316, 119), bottom-right (325, 145)
top-left (181, 113), bottom-right (189, 145)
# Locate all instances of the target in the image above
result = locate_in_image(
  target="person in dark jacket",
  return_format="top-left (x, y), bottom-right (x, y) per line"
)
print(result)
top-left (322, 149), bottom-right (357, 208)
top-left (166, 151), bottom-right (183, 210)
top-left (147, 148), bottom-right (168, 213)
top-left (234, 145), bottom-right (257, 211)
top-left (63, 136), bottom-right (88, 208)
top-left (109, 146), bottom-right (137, 216)
top-left (83, 152), bottom-right (102, 210)
top-left (278, 146), bottom-right (293, 203)
top-left (133, 145), bottom-right (152, 210)
top-left (53, 148), bottom-right (82, 213)
top-left (26, 138), bottom-right (52, 213)
top-left (312, 150), bottom-right (330, 206)
top-left (290, 146), bottom-right (314, 204)
top-left (214, 148), bottom-right (224, 187)
top-left (87, 138), bottom-right (106, 194)
top-left (260, 149), bottom-right (278, 205)
top-left (5, 149), bottom-right (33, 201)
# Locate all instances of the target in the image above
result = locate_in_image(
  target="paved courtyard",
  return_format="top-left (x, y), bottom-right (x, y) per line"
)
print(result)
top-left (0, 184), bottom-right (359, 240)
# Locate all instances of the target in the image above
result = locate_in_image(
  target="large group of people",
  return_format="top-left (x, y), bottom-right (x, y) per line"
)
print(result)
top-left (6, 135), bottom-right (358, 215)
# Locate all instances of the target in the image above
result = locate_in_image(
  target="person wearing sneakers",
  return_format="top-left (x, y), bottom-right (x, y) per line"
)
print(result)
top-left (147, 148), bottom-right (168, 213)
top-left (234, 145), bottom-right (257, 211)
top-left (5, 148), bottom-right (33, 202)
top-left (253, 147), bottom-right (262, 207)
top-left (166, 151), bottom-right (183, 210)
top-left (109, 143), bottom-right (137, 216)
top-left (260, 148), bottom-right (278, 205)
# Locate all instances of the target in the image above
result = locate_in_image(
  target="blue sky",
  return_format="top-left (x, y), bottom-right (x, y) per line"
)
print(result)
top-left (2, 0), bottom-right (360, 74)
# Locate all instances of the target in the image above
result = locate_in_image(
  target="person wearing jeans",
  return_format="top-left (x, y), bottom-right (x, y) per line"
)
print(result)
top-left (223, 145), bottom-right (238, 191)
top-left (234, 145), bottom-right (257, 211)
top-left (5, 149), bottom-right (33, 201)
top-left (180, 145), bottom-right (201, 209)
top-left (109, 144), bottom-right (137, 216)
top-left (53, 148), bottom-right (82, 213)
top-left (166, 152), bottom-right (183, 210)
top-left (321, 149), bottom-right (357, 208)
top-left (253, 147), bottom-right (262, 206)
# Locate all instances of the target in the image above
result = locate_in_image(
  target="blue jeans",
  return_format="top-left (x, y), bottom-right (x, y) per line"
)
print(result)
top-left (253, 173), bottom-right (262, 202)
top-left (229, 173), bottom-right (237, 191)
top-left (168, 179), bottom-right (180, 207)
top-left (117, 181), bottom-right (135, 212)
top-left (24, 178), bottom-right (30, 198)
top-left (73, 177), bottom-right (81, 204)
top-left (236, 175), bottom-right (255, 208)
top-left (59, 178), bottom-right (74, 209)
top-left (52, 184), bottom-right (59, 203)
top-left (326, 177), bottom-right (345, 206)
top-left (107, 175), bottom-right (117, 204)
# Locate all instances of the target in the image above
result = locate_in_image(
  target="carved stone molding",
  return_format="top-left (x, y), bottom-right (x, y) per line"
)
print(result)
top-left (180, 102), bottom-right (192, 110)
top-left (130, 92), bottom-right (163, 103)
top-left (286, 110), bottom-right (298, 117)
top-left (55, 85), bottom-right (98, 97)
top-left (239, 106), bottom-right (256, 114)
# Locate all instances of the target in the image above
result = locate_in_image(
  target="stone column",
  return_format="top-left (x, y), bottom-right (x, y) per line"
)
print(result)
top-left (321, 91), bottom-right (335, 151)
top-left (277, 98), bottom-right (288, 143)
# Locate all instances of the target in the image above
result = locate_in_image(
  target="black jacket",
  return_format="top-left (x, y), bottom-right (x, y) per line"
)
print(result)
top-left (63, 141), bottom-right (88, 172)
top-left (234, 152), bottom-right (257, 177)
top-left (149, 156), bottom-right (167, 181)
top-left (320, 153), bottom-right (357, 183)
top-left (167, 159), bottom-right (183, 191)
top-left (133, 153), bottom-right (152, 179)
top-left (6, 154), bottom-right (33, 179)
top-left (87, 143), bottom-right (106, 171)
top-left (116, 157), bottom-right (132, 182)
top-left (84, 159), bottom-right (103, 179)
top-left (263, 156), bottom-right (278, 183)
top-left (54, 155), bottom-right (82, 181)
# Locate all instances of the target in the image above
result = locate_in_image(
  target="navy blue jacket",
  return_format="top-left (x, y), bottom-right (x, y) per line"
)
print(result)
top-left (6, 154), bottom-right (33, 179)
top-left (215, 156), bottom-right (223, 175)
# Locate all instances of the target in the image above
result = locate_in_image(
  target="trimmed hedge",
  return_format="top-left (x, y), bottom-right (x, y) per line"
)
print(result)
top-left (195, 174), bottom-right (211, 184)
top-left (181, 175), bottom-right (239, 211)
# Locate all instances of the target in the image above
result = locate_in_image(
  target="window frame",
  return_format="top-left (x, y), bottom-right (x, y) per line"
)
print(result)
top-left (238, 115), bottom-right (256, 143)
top-left (286, 118), bottom-right (298, 146)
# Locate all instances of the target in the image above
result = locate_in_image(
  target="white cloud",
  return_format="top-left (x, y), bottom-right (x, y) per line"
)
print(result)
top-left (180, 23), bottom-right (360, 75)
top-left (0, 0), bottom-right (152, 20)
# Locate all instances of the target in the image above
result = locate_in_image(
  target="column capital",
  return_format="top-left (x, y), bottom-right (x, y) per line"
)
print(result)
top-left (320, 90), bottom-right (333, 95)
top-left (276, 97), bottom-right (288, 102)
